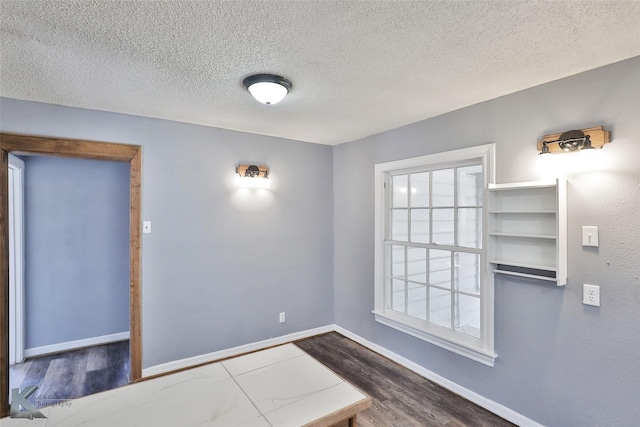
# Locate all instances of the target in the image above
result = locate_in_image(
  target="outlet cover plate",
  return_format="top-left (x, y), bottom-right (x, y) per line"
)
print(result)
top-left (583, 284), bottom-right (600, 307)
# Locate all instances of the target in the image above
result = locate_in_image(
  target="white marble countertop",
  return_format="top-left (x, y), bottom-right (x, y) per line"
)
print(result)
top-left (1, 344), bottom-right (370, 427)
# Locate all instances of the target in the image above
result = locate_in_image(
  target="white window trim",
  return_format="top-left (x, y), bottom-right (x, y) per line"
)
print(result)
top-left (8, 153), bottom-right (25, 366)
top-left (373, 143), bottom-right (497, 367)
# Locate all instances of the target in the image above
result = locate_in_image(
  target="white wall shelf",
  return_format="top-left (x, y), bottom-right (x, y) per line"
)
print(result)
top-left (488, 179), bottom-right (567, 286)
top-left (489, 232), bottom-right (556, 239)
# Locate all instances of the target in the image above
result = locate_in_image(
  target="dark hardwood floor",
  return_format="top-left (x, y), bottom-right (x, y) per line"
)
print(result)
top-left (9, 340), bottom-right (130, 408)
top-left (295, 332), bottom-right (515, 427)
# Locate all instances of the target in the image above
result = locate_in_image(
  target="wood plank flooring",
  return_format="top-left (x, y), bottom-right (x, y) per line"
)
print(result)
top-left (8, 341), bottom-right (129, 408)
top-left (295, 332), bottom-right (515, 427)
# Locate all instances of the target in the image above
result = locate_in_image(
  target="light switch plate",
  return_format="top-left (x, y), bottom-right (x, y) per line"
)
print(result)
top-left (582, 226), bottom-right (598, 247)
top-left (143, 221), bottom-right (152, 234)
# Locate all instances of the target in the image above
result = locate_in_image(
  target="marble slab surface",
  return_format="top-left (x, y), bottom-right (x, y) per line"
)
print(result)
top-left (1, 344), bottom-right (369, 427)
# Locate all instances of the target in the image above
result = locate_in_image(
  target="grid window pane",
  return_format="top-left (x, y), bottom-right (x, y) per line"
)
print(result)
top-left (432, 169), bottom-right (454, 206)
top-left (392, 279), bottom-right (406, 313)
top-left (383, 160), bottom-right (485, 345)
top-left (391, 245), bottom-right (405, 277)
top-left (454, 252), bottom-right (480, 295)
top-left (407, 283), bottom-right (427, 320)
top-left (391, 209), bottom-right (408, 241)
top-left (429, 288), bottom-right (451, 329)
top-left (429, 249), bottom-right (451, 289)
top-left (457, 165), bottom-right (483, 207)
top-left (407, 247), bottom-right (427, 283)
top-left (392, 175), bottom-right (408, 208)
top-left (455, 294), bottom-right (481, 338)
top-left (432, 208), bottom-right (454, 245)
top-left (458, 208), bottom-right (482, 249)
top-left (410, 172), bottom-right (430, 207)
top-left (410, 209), bottom-right (430, 243)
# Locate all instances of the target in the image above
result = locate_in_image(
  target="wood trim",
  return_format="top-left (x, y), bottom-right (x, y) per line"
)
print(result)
top-left (537, 126), bottom-right (610, 153)
top-left (0, 133), bottom-right (140, 162)
top-left (129, 148), bottom-right (142, 382)
top-left (0, 133), bottom-right (142, 417)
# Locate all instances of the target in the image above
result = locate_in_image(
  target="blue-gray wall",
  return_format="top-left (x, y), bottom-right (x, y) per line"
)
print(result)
top-left (23, 156), bottom-right (130, 348)
top-left (0, 99), bottom-right (335, 368)
top-left (333, 56), bottom-right (640, 426)
top-left (1, 55), bottom-right (638, 426)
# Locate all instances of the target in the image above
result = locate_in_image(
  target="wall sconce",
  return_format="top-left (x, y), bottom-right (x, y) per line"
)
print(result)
top-left (236, 164), bottom-right (269, 179)
top-left (537, 126), bottom-right (610, 154)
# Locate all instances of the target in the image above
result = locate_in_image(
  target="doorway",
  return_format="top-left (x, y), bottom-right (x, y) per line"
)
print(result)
top-left (9, 153), bottom-right (131, 407)
top-left (0, 133), bottom-right (142, 418)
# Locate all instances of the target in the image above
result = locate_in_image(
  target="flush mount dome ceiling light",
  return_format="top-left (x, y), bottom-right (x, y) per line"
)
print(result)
top-left (243, 74), bottom-right (292, 105)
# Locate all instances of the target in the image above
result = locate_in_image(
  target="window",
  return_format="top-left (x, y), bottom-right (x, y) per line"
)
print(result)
top-left (374, 144), bottom-right (496, 366)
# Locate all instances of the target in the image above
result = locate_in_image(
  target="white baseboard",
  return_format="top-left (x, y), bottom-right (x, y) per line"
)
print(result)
top-left (333, 325), bottom-right (542, 427)
top-left (24, 331), bottom-right (130, 359)
top-left (141, 325), bottom-right (334, 378)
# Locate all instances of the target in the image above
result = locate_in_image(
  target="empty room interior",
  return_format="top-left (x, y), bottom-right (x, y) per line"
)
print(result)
top-left (1, 1), bottom-right (639, 426)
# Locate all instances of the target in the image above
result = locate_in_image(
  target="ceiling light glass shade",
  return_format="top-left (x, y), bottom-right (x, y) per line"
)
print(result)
top-left (243, 74), bottom-right (292, 105)
top-left (248, 82), bottom-right (288, 104)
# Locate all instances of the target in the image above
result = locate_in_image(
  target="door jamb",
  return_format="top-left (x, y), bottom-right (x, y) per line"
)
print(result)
top-left (8, 154), bottom-right (25, 366)
top-left (0, 133), bottom-right (143, 418)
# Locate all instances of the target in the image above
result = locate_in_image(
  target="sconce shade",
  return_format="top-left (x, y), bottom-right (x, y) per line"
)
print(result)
top-left (243, 74), bottom-right (292, 105)
top-left (245, 165), bottom-right (261, 177)
top-left (558, 130), bottom-right (587, 152)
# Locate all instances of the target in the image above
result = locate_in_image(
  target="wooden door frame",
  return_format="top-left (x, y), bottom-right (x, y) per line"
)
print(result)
top-left (0, 133), bottom-right (142, 418)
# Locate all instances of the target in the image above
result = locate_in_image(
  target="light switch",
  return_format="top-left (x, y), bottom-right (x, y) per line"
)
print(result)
top-left (582, 226), bottom-right (598, 247)
top-left (143, 221), bottom-right (152, 234)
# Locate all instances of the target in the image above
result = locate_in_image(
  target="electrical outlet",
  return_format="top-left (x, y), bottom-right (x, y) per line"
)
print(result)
top-left (279, 312), bottom-right (286, 323)
top-left (583, 284), bottom-right (600, 307)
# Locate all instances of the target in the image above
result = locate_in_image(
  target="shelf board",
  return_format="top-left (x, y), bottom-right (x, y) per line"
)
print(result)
top-left (489, 232), bottom-right (556, 239)
top-left (488, 180), bottom-right (557, 191)
top-left (490, 269), bottom-right (558, 282)
top-left (489, 259), bottom-right (556, 272)
top-left (489, 210), bottom-right (556, 214)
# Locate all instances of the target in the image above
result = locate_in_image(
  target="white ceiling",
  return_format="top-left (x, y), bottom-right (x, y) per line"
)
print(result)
top-left (1, 1), bottom-right (639, 146)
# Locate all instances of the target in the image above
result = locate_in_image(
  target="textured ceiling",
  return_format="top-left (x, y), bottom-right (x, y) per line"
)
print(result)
top-left (1, 1), bottom-right (639, 145)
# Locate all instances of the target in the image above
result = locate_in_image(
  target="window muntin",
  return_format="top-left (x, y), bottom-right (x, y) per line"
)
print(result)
top-left (385, 165), bottom-right (484, 338)
top-left (385, 162), bottom-right (484, 342)
top-left (374, 145), bottom-right (495, 366)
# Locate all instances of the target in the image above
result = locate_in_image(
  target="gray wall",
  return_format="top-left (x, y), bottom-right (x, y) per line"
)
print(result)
top-left (0, 99), bottom-right (335, 368)
top-left (333, 56), bottom-right (640, 426)
top-left (23, 156), bottom-right (130, 348)
top-left (1, 55), bottom-right (638, 426)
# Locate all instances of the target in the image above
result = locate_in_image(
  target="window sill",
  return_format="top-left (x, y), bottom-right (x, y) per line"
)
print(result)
top-left (372, 310), bottom-right (497, 367)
